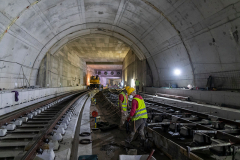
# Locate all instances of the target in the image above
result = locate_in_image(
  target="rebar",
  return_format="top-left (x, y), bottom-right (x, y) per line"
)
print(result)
top-left (187, 142), bottom-right (232, 152)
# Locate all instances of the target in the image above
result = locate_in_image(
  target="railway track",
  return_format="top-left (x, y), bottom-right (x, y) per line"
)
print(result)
top-left (102, 89), bottom-right (240, 160)
top-left (0, 89), bottom-right (90, 160)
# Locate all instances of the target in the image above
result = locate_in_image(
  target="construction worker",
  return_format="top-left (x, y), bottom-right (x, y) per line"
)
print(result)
top-left (125, 86), bottom-right (130, 93)
top-left (125, 86), bottom-right (131, 110)
top-left (118, 86), bottom-right (130, 130)
top-left (123, 87), bottom-right (148, 144)
top-left (135, 79), bottom-right (140, 94)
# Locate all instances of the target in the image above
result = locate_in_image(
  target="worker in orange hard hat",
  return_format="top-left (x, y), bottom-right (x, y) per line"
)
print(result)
top-left (118, 86), bottom-right (130, 130)
top-left (121, 87), bottom-right (148, 145)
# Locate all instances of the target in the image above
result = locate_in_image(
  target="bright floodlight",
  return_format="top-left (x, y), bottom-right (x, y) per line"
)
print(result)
top-left (131, 79), bottom-right (135, 87)
top-left (174, 69), bottom-right (181, 76)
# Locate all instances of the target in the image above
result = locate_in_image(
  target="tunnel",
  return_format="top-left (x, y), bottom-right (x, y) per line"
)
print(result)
top-left (0, 0), bottom-right (240, 160)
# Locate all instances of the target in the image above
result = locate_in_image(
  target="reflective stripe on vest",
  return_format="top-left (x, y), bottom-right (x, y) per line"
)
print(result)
top-left (135, 108), bottom-right (146, 113)
top-left (132, 97), bottom-right (148, 121)
top-left (118, 92), bottom-right (127, 111)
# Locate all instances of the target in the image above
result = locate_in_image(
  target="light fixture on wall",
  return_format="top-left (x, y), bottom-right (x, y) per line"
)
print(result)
top-left (174, 69), bottom-right (181, 76)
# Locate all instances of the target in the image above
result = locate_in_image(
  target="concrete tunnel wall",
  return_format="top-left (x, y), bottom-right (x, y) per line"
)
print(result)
top-left (37, 48), bottom-right (87, 88)
top-left (122, 49), bottom-right (153, 91)
top-left (0, 0), bottom-right (240, 90)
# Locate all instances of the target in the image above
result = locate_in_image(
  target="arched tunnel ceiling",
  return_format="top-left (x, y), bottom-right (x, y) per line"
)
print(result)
top-left (0, 0), bottom-right (240, 88)
top-left (62, 34), bottom-right (130, 62)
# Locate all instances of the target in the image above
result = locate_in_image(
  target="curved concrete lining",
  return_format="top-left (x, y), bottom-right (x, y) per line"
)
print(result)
top-left (0, 0), bottom-right (240, 89)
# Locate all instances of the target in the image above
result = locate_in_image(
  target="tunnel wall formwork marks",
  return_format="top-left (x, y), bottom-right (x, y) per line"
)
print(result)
top-left (122, 50), bottom-right (153, 91)
top-left (1, 0), bottom-right (240, 90)
top-left (37, 49), bottom-right (87, 88)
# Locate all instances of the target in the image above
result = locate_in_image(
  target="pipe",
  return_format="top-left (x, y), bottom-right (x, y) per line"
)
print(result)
top-left (222, 129), bottom-right (240, 134)
top-left (148, 122), bottom-right (171, 126)
top-left (193, 129), bottom-right (240, 134)
top-left (187, 142), bottom-right (232, 152)
top-left (193, 130), bottom-right (217, 134)
top-left (148, 122), bottom-right (197, 126)
top-left (146, 149), bottom-right (155, 160)
top-left (144, 98), bottom-right (154, 100)
top-left (150, 113), bottom-right (191, 115)
top-left (155, 93), bottom-right (189, 101)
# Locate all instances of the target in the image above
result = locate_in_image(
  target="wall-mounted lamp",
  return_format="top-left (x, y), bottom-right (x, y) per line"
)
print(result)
top-left (174, 69), bottom-right (181, 76)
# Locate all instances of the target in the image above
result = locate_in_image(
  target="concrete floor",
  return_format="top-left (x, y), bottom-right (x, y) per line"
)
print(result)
top-left (90, 96), bottom-right (170, 160)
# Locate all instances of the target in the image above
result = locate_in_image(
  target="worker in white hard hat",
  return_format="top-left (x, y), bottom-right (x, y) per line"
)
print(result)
top-left (121, 87), bottom-right (148, 145)
top-left (118, 86), bottom-right (130, 130)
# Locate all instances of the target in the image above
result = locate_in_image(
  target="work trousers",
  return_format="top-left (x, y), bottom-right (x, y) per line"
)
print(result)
top-left (119, 110), bottom-right (128, 128)
top-left (126, 118), bottom-right (146, 143)
top-left (136, 86), bottom-right (139, 94)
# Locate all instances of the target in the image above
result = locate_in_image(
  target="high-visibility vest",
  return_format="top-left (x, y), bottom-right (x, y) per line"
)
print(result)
top-left (135, 80), bottom-right (140, 86)
top-left (118, 92), bottom-right (127, 111)
top-left (132, 98), bottom-right (148, 121)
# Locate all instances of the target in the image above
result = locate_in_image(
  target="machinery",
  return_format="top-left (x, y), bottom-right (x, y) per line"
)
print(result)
top-left (89, 75), bottom-right (102, 89)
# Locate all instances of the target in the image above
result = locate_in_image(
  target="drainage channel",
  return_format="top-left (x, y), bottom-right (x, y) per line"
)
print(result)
top-left (102, 89), bottom-right (240, 160)
top-left (0, 90), bottom-right (90, 160)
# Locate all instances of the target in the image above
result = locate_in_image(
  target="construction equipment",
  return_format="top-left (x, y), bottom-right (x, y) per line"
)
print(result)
top-left (89, 75), bottom-right (101, 89)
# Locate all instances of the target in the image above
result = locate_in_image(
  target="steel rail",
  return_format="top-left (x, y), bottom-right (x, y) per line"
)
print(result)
top-left (144, 99), bottom-right (240, 159)
top-left (107, 91), bottom-right (240, 132)
top-left (0, 89), bottom-right (87, 126)
top-left (143, 93), bottom-right (240, 127)
top-left (21, 90), bottom-right (90, 160)
top-left (145, 99), bottom-right (240, 143)
top-left (148, 104), bottom-right (240, 144)
top-left (106, 90), bottom-right (240, 157)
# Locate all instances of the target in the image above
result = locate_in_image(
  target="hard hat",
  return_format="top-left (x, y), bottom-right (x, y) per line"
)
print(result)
top-left (127, 87), bottom-right (135, 95)
top-left (125, 86), bottom-right (130, 91)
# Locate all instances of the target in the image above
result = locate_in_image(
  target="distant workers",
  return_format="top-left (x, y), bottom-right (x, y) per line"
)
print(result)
top-left (135, 79), bottom-right (140, 94)
top-left (118, 86), bottom-right (130, 130)
top-left (123, 87), bottom-right (148, 144)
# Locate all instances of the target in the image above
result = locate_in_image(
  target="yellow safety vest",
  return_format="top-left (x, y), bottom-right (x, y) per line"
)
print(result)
top-left (135, 80), bottom-right (140, 86)
top-left (132, 98), bottom-right (148, 121)
top-left (118, 92), bottom-right (127, 111)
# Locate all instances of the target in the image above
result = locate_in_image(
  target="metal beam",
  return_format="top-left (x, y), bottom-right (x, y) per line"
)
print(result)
top-left (86, 62), bottom-right (123, 65)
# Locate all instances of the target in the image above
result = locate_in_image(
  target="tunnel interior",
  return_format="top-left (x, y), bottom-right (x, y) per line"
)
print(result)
top-left (0, 0), bottom-right (239, 91)
top-left (1, 1), bottom-right (240, 160)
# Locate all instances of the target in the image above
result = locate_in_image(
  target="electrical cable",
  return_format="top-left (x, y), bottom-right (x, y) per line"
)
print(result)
top-left (0, 60), bottom-right (38, 70)
top-left (21, 66), bottom-right (30, 87)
